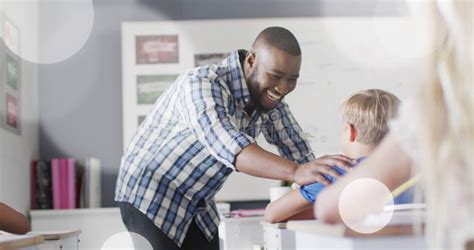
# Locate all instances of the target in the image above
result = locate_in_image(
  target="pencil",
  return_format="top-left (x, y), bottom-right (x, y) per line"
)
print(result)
top-left (390, 175), bottom-right (420, 200)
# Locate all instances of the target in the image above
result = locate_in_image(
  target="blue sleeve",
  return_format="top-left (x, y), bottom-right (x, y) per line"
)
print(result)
top-left (299, 182), bottom-right (326, 203)
top-left (299, 165), bottom-right (348, 203)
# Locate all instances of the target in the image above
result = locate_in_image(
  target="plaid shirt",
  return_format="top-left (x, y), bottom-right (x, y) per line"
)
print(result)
top-left (115, 50), bottom-right (315, 246)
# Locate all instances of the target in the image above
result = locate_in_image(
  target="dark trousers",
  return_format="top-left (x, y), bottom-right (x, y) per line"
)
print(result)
top-left (118, 202), bottom-right (219, 250)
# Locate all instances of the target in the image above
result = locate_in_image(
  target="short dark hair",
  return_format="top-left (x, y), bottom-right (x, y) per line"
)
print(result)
top-left (253, 27), bottom-right (301, 56)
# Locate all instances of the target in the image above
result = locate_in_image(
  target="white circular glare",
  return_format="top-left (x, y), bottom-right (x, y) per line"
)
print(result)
top-left (101, 232), bottom-right (153, 250)
top-left (338, 178), bottom-right (394, 234)
top-left (2, 0), bottom-right (94, 64)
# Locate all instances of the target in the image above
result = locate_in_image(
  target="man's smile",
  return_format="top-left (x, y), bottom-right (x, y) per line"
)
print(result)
top-left (266, 89), bottom-right (282, 101)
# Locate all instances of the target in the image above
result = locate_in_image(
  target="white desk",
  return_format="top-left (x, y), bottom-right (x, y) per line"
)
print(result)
top-left (218, 216), bottom-right (264, 250)
top-left (261, 210), bottom-right (427, 250)
top-left (286, 218), bottom-right (426, 249)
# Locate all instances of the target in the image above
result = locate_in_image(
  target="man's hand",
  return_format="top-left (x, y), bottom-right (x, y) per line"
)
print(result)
top-left (294, 155), bottom-right (355, 186)
top-left (235, 144), bottom-right (355, 186)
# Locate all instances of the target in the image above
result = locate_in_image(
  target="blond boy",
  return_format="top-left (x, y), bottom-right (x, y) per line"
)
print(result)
top-left (265, 89), bottom-right (405, 223)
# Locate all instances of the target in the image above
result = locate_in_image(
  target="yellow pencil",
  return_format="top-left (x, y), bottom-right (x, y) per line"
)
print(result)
top-left (390, 175), bottom-right (420, 201)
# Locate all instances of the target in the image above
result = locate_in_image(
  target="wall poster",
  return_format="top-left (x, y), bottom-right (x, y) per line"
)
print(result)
top-left (136, 35), bottom-right (179, 64)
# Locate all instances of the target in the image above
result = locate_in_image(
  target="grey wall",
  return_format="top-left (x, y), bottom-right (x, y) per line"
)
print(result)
top-left (0, 0), bottom-right (40, 214)
top-left (38, 0), bottom-right (405, 207)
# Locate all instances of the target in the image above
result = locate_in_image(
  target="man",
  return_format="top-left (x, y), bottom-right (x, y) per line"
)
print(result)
top-left (115, 27), bottom-right (354, 250)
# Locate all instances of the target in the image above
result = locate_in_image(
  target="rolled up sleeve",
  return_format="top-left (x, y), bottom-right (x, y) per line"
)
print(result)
top-left (181, 77), bottom-right (255, 170)
top-left (300, 183), bottom-right (325, 203)
top-left (262, 102), bottom-right (315, 164)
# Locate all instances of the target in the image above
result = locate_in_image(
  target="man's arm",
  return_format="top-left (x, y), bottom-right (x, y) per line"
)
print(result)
top-left (236, 144), bottom-right (354, 186)
top-left (182, 79), bottom-right (353, 184)
top-left (246, 102), bottom-right (354, 185)
top-left (265, 189), bottom-right (313, 223)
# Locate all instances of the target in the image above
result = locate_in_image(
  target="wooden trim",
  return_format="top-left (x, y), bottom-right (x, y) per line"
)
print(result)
top-left (261, 221), bottom-right (288, 229)
top-left (28, 230), bottom-right (82, 240)
top-left (0, 235), bottom-right (44, 250)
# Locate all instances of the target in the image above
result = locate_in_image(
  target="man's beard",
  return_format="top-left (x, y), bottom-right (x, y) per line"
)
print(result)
top-left (247, 68), bottom-right (268, 113)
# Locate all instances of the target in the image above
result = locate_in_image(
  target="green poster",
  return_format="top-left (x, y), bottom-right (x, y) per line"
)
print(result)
top-left (6, 52), bottom-right (18, 91)
top-left (136, 74), bottom-right (177, 105)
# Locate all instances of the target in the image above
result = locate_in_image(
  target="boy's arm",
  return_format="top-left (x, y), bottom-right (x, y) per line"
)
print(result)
top-left (316, 135), bottom-right (412, 223)
top-left (264, 189), bottom-right (313, 223)
top-left (284, 207), bottom-right (316, 221)
top-left (0, 202), bottom-right (31, 234)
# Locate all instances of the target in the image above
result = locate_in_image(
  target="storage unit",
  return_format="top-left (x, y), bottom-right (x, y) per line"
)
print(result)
top-left (29, 230), bottom-right (81, 250)
top-left (30, 208), bottom-right (126, 249)
top-left (219, 216), bottom-right (264, 250)
top-left (261, 222), bottom-right (295, 250)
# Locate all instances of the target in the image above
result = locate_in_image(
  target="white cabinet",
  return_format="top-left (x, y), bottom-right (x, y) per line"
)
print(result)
top-left (36, 237), bottom-right (78, 250)
top-left (30, 230), bottom-right (81, 250)
top-left (30, 208), bottom-right (126, 249)
top-left (218, 216), bottom-right (264, 250)
top-left (261, 222), bottom-right (295, 250)
top-left (0, 231), bottom-right (80, 250)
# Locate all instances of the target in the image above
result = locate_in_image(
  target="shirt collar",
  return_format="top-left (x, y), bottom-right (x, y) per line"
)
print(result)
top-left (225, 50), bottom-right (251, 106)
top-left (356, 157), bottom-right (366, 164)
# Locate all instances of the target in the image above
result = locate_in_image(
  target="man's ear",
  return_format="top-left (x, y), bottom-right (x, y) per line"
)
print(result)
top-left (246, 51), bottom-right (256, 68)
top-left (349, 124), bottom-right (357, 142)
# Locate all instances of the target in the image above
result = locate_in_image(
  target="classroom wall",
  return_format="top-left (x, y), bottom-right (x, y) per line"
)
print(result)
top-left (0, 2), bottom-right (39, 214)
top-left (38, 0), bottom-right (405, 207)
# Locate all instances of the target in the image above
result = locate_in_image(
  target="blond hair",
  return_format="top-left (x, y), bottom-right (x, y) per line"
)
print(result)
top-left (342, 89), bottom-right (400, 145)
top-left (417, 1), bottom-right (473, 248)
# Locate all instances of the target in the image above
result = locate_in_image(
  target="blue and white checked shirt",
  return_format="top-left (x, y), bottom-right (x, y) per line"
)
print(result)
top-left (115, 50), bottom-right (315, 246)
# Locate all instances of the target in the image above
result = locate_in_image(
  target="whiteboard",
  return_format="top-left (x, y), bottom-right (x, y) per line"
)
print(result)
top-left (121, 17), bottom-right (426, 201)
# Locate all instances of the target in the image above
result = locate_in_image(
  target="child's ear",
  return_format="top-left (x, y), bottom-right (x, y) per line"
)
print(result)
top-left (349, 124), bottom-right (357, 142)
